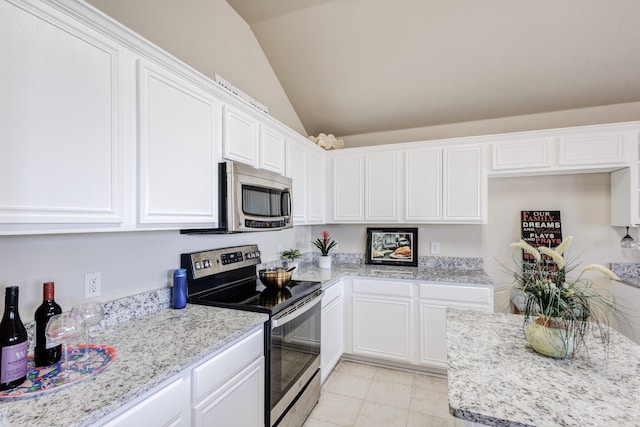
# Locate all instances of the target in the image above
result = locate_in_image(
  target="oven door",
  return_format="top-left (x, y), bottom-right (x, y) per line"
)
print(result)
top-left (270, 292), bottom-right (321, 427)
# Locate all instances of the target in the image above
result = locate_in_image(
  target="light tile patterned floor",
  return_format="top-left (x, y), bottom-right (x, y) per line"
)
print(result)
top-left (303, 360), bottom-right (464, 427)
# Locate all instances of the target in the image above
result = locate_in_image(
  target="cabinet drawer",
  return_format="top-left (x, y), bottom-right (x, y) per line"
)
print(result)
top-left (322, 282), bottom-right (343, 307)
top-left (418, 283), bottom-right (491, 306)
top-left (103, 376), bottom-right (187, 427)
top-left (192, 328), bottom-right (263, 402)
top-left (353, 278), bottom-right (412, 298)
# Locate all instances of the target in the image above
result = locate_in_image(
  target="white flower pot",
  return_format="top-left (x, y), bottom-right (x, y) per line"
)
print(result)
top-left (319, 256), bottom-right (332, 269)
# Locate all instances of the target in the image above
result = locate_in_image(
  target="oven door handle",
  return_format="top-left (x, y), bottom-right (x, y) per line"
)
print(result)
top-left (271, 293), bottom-right (321, 329)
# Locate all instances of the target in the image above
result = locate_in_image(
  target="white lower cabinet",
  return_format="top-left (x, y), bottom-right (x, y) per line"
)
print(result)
top-left (102, 373), bottom-right (191, 427)
top-left (611, 281), bottom-right (640, 344)
top-left (191, 328), bottom-right (265, 427)
top-left (350, 278), bottom-right (414, 364)
top-left (99, 327), bottom-right (265, 427)
top-left (343, 278), bottom-right (493, 371)
top-left (418, 283), bottom-right (493, 369)
top-left (321, 281), bottom-right (344, 383)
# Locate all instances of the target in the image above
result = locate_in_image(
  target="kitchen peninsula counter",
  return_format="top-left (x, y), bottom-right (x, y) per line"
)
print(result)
top-left (2, 305), bottom-right (268, 427)
top-left (446, 308), bottom-right (640, 426)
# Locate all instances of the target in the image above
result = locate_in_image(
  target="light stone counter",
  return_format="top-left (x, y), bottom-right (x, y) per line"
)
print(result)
top-left (289, 259), bottom-right (494, 290)
top-left (446, 308), bottom-right (640, 427)
top-left (2, 305), bottom-right (267, 427)
top-left (610, 262), bottom-right (640, 289)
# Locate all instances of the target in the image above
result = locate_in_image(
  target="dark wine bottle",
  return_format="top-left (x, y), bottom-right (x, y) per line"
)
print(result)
top-left (0, 286), bottom-right (28, 390)
top-left (34, 282), bottom-right (62, 367)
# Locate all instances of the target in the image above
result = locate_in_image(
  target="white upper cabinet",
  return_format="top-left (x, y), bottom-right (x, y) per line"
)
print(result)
top-left (365, 151), bottom-right (401, 221)
top-left (489, 126), bottom-right (635, 177)
top-left (558, 132), bottom-right (627, 166)
top-left (404, 144), bottom-right (486, 223)
top-left (259, 125), bottom-right (286, 174)
top-left (330, 149), bottom-right (400, 222)
top-left (405, 148), bottom-right (442, 221)
top-left (491, 139), bottom-right (552, 172)
top-left (137, 59), bottom-right (222, 225)
top-left (0, 0), bottom-right (132, 232)
top-left (222, 105), bottom-right (260, 168)
top-left (331, 154), bottom-right (366, 221)
top-left (443, 145), bottom-right (485, 221)
top-left (285, 140), bottom-right (308, 223)
top-left (285, 136), bottom-right (325, 225)
top-left (222, 105), bottom-right (285, 175)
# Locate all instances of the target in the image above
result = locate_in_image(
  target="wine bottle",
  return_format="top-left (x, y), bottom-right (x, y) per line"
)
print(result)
top-left (34, 282), bottom-right (62, 367)
top-left (0, 286), bottom-right (28, 390)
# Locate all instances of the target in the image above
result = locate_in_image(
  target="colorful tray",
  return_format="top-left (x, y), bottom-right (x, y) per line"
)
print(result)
top-left (0, 344), bottom-right (116, 399)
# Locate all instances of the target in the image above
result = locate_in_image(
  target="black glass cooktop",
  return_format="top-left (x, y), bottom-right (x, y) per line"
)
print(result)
top-left (187, 278), bottom-right (322, 315)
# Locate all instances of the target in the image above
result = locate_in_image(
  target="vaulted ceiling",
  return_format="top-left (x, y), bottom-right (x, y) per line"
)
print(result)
top-left (226, 0), bottom-right (640, 138)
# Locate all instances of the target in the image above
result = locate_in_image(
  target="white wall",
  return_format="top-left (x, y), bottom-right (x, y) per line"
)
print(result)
top-left (0, 227), bottom-right (308, 322)
top-left (86, 0), bottom-right (307, 136)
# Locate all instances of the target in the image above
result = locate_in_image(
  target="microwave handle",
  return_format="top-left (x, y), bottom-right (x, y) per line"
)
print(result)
top-left (283, 190), bottom-right (292, 217)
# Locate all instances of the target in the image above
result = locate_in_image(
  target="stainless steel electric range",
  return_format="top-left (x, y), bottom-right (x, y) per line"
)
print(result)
top-left (181, 245), bottom-right (322, 427)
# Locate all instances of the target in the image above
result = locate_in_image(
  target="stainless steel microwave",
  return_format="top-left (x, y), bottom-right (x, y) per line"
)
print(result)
top-left (181, 161), bottom-right (292, 234)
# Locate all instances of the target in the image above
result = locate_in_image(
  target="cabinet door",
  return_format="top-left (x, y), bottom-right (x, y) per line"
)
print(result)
top-left (365, 152), bottom-right (400, 221)
top-left (418, 302), bottom-right (448, 368)
top-left (352, 295), bottom-right (412, 363)
top-left (138, 59), bottom-right (222, 225)
top-left (193, 358), bottom-right (265, 427)
top-left (0, 1), bottom-right (128, 226)
top-left (307, 148), bottom-right (326, 224)
top-left (405, 148), bottom-right (442, 221)
top-left (332, 155), bottom-right (365, 221)
top-left (443, 145), bottom-right (485, 222)
top-left (259, 125), bottom-right (285, 174)
top-left (558, 132), bottom-right (628, 166)
top-left (491, 139), bottom-right (552, 171)
top-left (285, 140), bottom-right (308, 223)
top-left (321, 284), bottom-right (344, 383)
top-left (222, 105), bottom-right (259, 167)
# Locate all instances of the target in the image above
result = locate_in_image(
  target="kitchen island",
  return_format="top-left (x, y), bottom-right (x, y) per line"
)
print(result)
top-left (1, 304), bottom-right (267, 426)
top-left (446, 308), bottom-right (640, 427)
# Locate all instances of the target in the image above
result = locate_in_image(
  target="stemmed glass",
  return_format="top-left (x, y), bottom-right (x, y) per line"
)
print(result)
top-left (71, 302), bottom-right (104, 358)
top-left (45, 312), bottom-right (85, 383)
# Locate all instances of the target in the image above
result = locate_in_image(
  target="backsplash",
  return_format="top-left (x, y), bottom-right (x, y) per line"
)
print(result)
top-left (24, 252), bottom-right (484, 349)
top-left (262, 251), bottom-right (483, 270)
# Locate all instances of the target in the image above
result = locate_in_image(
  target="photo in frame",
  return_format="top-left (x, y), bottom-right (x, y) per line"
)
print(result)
top-left (365, 227), bottom-right (418, 267)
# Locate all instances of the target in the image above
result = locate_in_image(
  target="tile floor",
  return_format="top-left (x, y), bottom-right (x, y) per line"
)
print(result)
top-left (303, 360), bottom-right (464, 427)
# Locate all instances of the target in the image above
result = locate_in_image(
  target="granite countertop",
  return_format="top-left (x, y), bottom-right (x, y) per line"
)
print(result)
top-left (2, 305), bottom-right (267, 427)
top-left (609, 262), bottom-right (640, 289)
top-left (446, 308), bottom-right (640, 427)
top-left (291, 261), bottom-right (494, 289)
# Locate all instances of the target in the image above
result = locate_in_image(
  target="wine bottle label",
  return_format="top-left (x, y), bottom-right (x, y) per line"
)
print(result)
top-left (1, 341), bottom-right (28, 383)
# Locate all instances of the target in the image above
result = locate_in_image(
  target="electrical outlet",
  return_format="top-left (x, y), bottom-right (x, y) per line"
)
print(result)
top-left (85, 272), bottom-right (101, 298)
top-left (431, 242), bottom-right (440, 255)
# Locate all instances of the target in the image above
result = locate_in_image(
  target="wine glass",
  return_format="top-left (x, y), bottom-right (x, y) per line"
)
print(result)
top-left (45, 312), bottom-right (85, 383)
top-left (71, 302), bottom-right (104, 358)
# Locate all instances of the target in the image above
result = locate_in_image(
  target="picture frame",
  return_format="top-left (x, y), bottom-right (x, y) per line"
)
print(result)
top-left (365, 227), bottom-right (418, 267)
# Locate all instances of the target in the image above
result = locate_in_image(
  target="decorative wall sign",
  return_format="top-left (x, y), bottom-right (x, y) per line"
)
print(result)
top-left (365, 227), bottom-right (418, 267)
top-left (520, 210), bottom-right (563, 274)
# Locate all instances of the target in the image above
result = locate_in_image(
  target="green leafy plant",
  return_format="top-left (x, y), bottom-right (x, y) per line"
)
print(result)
top-left (281, 248), bottom-right (302, 261)
top-left (312, 230), bottom-right (338, 256)
top-left (508, 236), bottom-right (620, 356)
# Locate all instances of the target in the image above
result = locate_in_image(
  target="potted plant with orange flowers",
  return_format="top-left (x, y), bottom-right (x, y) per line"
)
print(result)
top-left (312, 230), bottom-right (338, 268)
